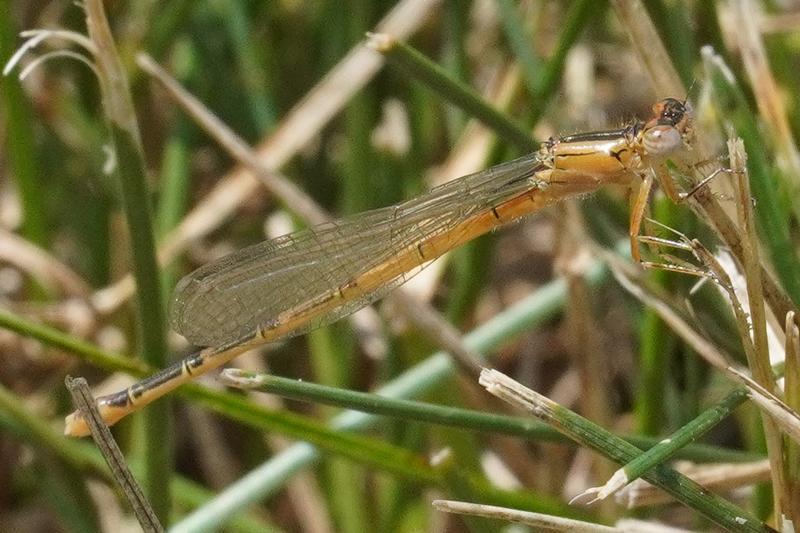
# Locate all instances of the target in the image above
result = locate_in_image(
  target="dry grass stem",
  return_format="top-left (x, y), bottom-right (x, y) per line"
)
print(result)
top-left (617, 459), bottom-right (771, 509)
top-left (433, 499), bottom-right (621, 532)
top-left (65, 376), bottom-right (163, 532)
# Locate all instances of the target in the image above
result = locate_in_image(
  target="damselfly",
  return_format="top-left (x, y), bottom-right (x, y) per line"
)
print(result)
top-left (65, 98), bottom-right (693, 436)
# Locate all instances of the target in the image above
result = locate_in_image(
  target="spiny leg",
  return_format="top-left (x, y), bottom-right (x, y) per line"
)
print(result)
top-left (654, 158), bottom-right (734, 204)
top-left (629, 170), bottom-right (654, 263)
top-left (636, 218), bottom-right (718, 280)
top-left (654, 163), bottom-right (684, 204)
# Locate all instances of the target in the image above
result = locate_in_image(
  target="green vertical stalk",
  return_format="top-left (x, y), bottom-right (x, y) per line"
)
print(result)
top-left (320, 5), bottom-right (375, 530)
top-left (497, 0), bottom-right (542, 99)
top-left (642, 0), bottom-right (695, 84)
top-left (154, 37), bottom-right (196, 296)
top-left (219, 1), bottom-right (277, 130)
top-left (0, 1), bottom-right (47, 247)
top-left (636, 196), bottom-right (680, 435)
top-left (85, 0), bottom-right (172, 521)
top-left (109, 121), bottom-right (173, 522)
top-left (440, 0), bottom-right (470, 143)
top-left (445, 236), bottom-right (494, 325)
top-left (156, 116), bottom-right (193, 297)
top-left (636, 309), bottom-right (675, 434)
top-left (527, 0), bottom-right (601, 121)
top-left (142, 0), bottom-right (194, 62)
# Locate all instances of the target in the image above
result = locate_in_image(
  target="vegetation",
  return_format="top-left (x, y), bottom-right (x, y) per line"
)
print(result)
top-left (1, 1), bottom-right (799, 531)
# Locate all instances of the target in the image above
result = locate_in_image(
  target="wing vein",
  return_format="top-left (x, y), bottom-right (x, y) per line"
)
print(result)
top-left (170, 152), bottom-right (544, 346)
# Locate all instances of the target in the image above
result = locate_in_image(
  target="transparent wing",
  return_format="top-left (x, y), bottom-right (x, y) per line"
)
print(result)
top-left (170, 152), bottom-right (545, 347)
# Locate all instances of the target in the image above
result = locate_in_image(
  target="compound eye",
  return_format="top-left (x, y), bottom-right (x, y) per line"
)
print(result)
top-left (643, 125), bottom-right (683, 157)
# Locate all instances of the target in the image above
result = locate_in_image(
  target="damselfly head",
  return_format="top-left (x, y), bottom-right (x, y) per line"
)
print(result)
top-left (647, 98), bottom-right (692, 131)
top-left (642, 97), bottom-right (694, 157)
